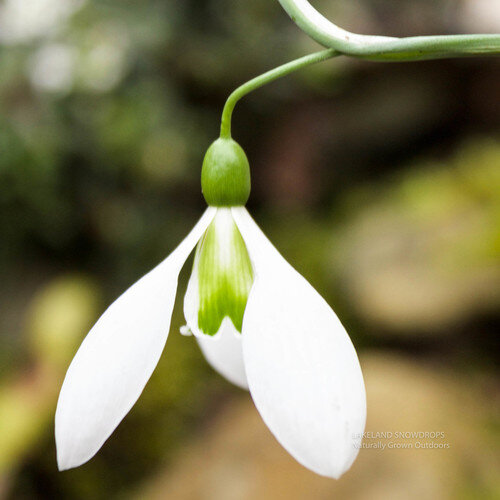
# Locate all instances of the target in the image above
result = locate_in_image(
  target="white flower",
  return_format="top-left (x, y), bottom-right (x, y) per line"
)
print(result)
top-left (56, 139), bottom-right (366, 479)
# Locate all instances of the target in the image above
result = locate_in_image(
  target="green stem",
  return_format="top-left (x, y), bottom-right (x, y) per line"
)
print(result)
top-left (279, 0), bottom-right (500, 61)
top-left (219, 2), bottom-right (499, 139)
top-left (220, 48), bottom-right (339, 138)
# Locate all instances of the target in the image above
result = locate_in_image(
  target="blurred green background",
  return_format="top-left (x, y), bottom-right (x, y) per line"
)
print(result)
top-left (0, 0), bottom-right (499, 499)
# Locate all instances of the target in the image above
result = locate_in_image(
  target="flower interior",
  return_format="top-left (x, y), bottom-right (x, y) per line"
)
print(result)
top-left (195, 209), bottom-right (254, 336)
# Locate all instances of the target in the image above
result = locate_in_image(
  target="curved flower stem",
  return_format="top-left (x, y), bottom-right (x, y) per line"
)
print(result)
top-left (278, 0), bottom-right (500, 61)
top-left (219, 2), bottom-right (499, 138)
top-left (220, 48), bottom-right (339, 139)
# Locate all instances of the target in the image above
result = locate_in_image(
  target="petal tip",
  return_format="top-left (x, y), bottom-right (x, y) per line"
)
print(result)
top-left (56, 445), bottom-right (88, 472)
top-left (55, 428), bottom-right (99, 471)
top-left (56, 455), bottom-right (73, 472)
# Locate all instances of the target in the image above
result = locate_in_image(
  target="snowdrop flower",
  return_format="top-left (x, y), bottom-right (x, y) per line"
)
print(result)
top-left (56, 138), bottom-right (366, 478)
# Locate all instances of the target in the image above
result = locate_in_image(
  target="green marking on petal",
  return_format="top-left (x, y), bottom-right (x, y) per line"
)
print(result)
top-left (195, 208), bottom-right (253, 336)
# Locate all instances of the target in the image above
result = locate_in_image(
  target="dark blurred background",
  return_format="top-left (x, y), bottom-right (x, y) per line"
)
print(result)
top-left (0, 1), bottom-right (499, 499)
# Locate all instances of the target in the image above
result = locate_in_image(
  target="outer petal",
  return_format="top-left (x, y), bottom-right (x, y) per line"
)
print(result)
top-left (232, 207), bottom-right (366, 479)
top-left (183, 234), bottom-right (206, 338)
top-left (55, 208), bottom-right (216, 471)
top-left (196, 318), bottom-right (248, 390)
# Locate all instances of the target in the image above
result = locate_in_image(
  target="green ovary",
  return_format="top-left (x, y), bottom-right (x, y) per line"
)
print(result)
top-left (196, 209), bottom-right (254, 336)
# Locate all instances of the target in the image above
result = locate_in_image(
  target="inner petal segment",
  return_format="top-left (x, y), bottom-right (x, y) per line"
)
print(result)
top-left (195, 208), bottom-right (253, 336)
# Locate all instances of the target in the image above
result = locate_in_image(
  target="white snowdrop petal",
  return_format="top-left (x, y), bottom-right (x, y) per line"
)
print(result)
top-left (184, 219), bottom-right (249, 389)
top-left (183, 208), bottom-right (253, 339)
top-left (183, 236), bottom-right (203, 337)
top-left (232, 207), bottom-right (366, 479)
top-left (196, 317), bottom-right (248, 390)
top-left (183, 208), bottom-right (249, 390)
top-left (55, 208), bottom-right (216, 471)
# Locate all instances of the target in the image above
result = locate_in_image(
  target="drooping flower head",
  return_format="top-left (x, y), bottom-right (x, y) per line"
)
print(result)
top-left (56, 137), bottom-right (366, 478)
